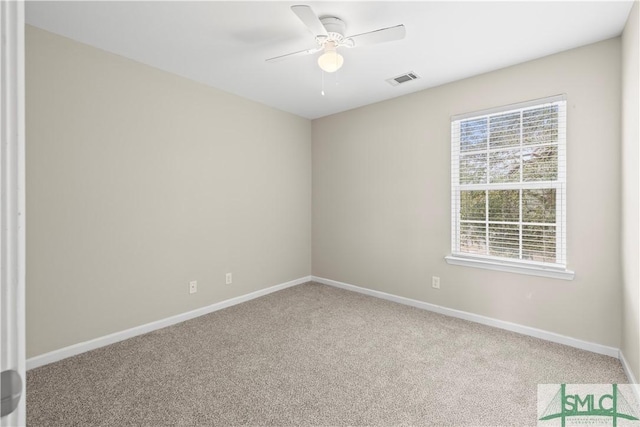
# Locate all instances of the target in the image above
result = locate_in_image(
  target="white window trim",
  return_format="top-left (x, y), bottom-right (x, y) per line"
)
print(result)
top-left (445, 254), bottom-right (575, 280)
top-left (448, 95), bottom-right (574, 280)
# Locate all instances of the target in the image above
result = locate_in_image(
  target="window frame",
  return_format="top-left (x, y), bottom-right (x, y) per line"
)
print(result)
top-left (446, 95), bottom-right (574, 280)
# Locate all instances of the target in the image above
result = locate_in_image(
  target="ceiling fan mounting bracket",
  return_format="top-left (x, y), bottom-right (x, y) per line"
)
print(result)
top-left (319, 17), bottom-right (345, 34)
top-left (316, 16), bottom-right (346, 46)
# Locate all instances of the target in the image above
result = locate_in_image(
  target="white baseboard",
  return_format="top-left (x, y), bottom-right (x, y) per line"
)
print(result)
top-left (29, 274), bottom-right (632, 385)
top-left (619, 350), bottom-right (640, 405)
top-left (620, 350), bottom-right (640, 384)
top-left (312, 276), bottom-right (620, 359)
top-left (27, 276), bottom-right (312, 370)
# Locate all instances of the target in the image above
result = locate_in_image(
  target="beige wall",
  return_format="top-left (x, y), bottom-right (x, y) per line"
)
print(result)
top-left (313, 39), bottom-right (622, 348)
top-left (27, 19), bottom-right (634, 366)
top-left (26, 26), bottom-right (311, 358)
top-left (622, 1), bottom-right (640, 381)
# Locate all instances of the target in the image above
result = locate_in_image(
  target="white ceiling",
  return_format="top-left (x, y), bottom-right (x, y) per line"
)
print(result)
top-left (26, 1), bottom-right (634, 119)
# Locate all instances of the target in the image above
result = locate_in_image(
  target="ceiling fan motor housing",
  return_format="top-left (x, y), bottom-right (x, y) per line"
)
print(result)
top-left (320, 17), bottom-right (346, 42)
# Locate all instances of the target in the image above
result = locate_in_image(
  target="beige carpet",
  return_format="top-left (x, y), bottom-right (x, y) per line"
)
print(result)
top-left (27, 282), bottom-right (629, 426)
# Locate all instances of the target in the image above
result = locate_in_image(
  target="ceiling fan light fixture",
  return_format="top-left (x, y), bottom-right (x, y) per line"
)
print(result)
top-left (317, 41), bottom-right (343, 73)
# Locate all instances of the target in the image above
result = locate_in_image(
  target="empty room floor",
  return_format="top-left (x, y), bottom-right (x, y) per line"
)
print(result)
top-left (27, 282), bottom-right (628, 426)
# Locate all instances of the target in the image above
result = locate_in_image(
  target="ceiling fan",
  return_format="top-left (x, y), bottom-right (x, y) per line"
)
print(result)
top-left (266, 5), bottom-right (406, 73)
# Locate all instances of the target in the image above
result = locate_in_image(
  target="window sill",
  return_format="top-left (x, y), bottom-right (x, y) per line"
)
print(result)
top-left (444, 255), bottom-right (575, 280)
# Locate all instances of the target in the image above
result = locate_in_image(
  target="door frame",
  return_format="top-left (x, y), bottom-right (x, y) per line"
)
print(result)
top-left (1, 0), bottom-right (26, 425)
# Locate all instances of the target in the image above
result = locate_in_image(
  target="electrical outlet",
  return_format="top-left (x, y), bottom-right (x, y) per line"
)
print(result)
top-left (189, 280), bottom-right (197, 294)
top-left (225, 273), bottom-right (232, 285)
top-left (432, 276), bottom-right (440, 289)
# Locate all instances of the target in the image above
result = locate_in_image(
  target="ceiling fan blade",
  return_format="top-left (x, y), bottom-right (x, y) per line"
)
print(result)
top-left (291, 5), bottom-right (328, 38)
top-left (265, 46), bottom-right (322, 63)
top-left (347, 24), bottom-right (406, 48)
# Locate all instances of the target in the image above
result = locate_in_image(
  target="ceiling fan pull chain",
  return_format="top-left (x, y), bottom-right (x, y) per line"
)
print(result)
top-left (321, 70), bottom-right (325, 96)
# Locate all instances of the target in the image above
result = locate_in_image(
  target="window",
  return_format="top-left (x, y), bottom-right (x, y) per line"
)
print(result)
top-left (446, 95), bottom-right (574, 280)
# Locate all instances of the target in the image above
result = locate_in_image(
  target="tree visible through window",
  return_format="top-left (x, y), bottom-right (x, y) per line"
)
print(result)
top-left (451, 96), bottom-right (567, 268)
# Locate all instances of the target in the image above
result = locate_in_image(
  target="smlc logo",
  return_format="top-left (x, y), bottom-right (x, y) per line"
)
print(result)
top-left (538, 384), bottom-right (640, 427)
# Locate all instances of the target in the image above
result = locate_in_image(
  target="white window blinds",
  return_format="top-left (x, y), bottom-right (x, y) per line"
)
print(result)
top-left (450, 96), bottom-right (567, 269)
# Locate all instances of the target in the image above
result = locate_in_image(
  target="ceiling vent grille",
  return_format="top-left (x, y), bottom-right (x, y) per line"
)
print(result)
top-left (386, 72), bottom-right (420, 87)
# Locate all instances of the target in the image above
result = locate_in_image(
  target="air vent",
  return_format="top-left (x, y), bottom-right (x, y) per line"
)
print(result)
top-left (386, 72), bottom-right (420, 87)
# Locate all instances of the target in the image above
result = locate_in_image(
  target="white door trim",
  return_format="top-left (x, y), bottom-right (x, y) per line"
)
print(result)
top-left (1, 0), bottom-right (26, 425)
